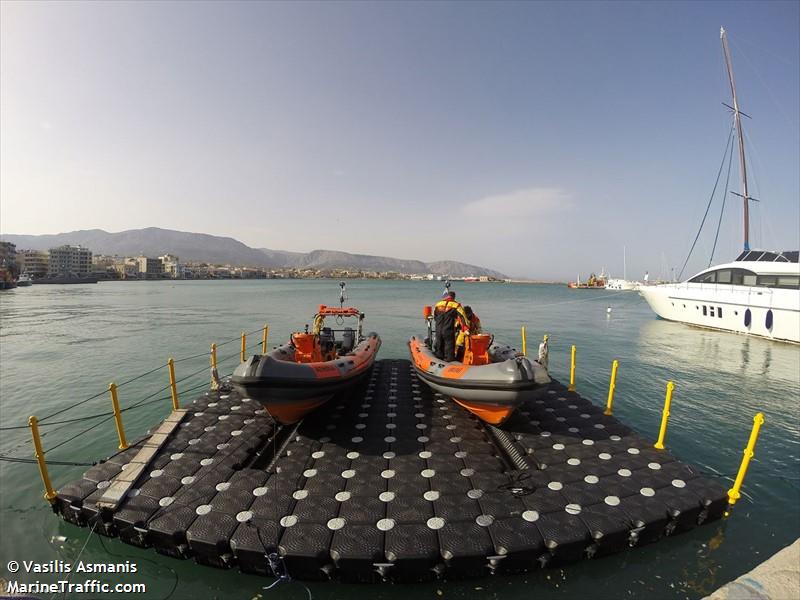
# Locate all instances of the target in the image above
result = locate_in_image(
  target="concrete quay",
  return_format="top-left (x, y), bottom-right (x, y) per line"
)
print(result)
top-left (704, 539), bottom-right (800, 600)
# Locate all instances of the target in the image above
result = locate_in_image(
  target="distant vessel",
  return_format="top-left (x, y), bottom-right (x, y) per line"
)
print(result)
top-left (606, 279), bottom-right (638, 291)
top-left (568, 269), bottom-right (607, 289)
top-left (639, 28), bottom-right (799, 344)
top-left (606, 247), bottom-right (640, 290)
top-left (17, 273), bottom-right (33, 286)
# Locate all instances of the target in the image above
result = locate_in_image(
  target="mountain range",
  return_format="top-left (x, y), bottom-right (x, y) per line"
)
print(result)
top-left (1, 228), bottom-right (507, 278)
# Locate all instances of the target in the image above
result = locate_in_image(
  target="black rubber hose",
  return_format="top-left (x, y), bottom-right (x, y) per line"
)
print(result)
top-left (486, 424), bottom-right (529, 471)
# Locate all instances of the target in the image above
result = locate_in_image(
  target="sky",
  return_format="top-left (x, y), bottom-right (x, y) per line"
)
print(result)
top-left (1, 1), bottom-right (798, 280)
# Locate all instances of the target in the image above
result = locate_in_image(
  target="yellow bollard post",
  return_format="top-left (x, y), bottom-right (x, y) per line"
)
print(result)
top-left (28, 416), bottom-right (57, 503)
top-left (727, 412), bottom-right (765, 506)
top-left (654, 381), bottom-right (674, 449)
top-left (210, 343), bottom-right (217, 370)
top-left (604, 359), bottom-right (619, 416)
top-left (167, 357), bottom-right (180, 410)
top-left (568, 345), bottom-right (577, 391)
top-left (261, 324), bottom-right (269, 354)
top-left (240, 331), bottom-right (246, 363)
top-left (108, 382), bottom-right (128, 450)
top-left (521, 326), bottom-right (527, 357)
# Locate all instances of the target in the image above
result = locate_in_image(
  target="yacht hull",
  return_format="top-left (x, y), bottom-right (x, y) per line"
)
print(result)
top-left (639, 284), bottom-right (799, 344)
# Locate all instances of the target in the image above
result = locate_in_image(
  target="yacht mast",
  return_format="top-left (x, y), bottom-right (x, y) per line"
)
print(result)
top-left (720, 27), bottom-right (751, 251)
top-left (623, 246), bottom-right (627, 280)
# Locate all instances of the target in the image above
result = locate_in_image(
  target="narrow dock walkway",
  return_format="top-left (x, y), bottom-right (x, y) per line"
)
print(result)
top-left (53, 359), bottom-right (728, 582)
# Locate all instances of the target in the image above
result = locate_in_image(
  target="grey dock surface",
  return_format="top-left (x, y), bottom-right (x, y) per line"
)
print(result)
top-left (53, 359), bottom-right (728, 583)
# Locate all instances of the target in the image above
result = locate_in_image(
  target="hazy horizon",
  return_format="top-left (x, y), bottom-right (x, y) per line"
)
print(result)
top-left (2, 1), bottom-right (798, 279)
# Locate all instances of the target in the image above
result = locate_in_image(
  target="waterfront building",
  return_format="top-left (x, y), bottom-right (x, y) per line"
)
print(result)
top-left (0, 242), bottom-right (19, 288)
top-left (48, 245), bottom-right (92, 277)
top-left (92, 255), bottom-right (120, 279)
top-left (136, 256), bottom-right (165, 279)
top-left (112, 258), bottom-right (140, 280)
top-left (159, 254), bottom-right (184, 278)
top-left (17, 249), bottom-right (49, 279)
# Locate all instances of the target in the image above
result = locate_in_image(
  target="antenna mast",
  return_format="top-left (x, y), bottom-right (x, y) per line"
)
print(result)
top-left (720, 27), bottom-right (751, 251)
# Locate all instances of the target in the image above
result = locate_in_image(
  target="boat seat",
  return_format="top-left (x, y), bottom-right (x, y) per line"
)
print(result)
top-left (340, 328), bottom-right (356, 353)
top-left (320, 327), bottom-right (336, 360)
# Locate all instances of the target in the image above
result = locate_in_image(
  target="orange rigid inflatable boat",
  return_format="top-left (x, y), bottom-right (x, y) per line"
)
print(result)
top-left (232, 286), bottom-right (381, 424)
top-left (408, 307), bottom-right (550, 425)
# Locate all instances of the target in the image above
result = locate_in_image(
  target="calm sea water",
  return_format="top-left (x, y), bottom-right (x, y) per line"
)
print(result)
top-left (1, 280), bottom-right (798, 600)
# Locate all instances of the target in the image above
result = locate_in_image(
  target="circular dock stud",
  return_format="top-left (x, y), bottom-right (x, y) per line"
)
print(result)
top-left (522, 510), bottom-right (539, 522)
top-left (376, 518), bottom-right (395, 531)
top-left (426, 517), bottom-right (445, 530)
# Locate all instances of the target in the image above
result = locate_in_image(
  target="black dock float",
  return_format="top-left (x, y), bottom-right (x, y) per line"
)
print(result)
top-left (52, 359), bottom-right (728, 583)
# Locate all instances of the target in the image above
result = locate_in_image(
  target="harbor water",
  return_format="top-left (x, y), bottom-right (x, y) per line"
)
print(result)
top-left (1, 280), bottom-right (798, 599)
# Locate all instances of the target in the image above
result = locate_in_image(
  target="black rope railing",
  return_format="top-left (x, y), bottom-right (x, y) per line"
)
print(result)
top-left (0, 322), bottom-right (270, 475)
top-left (0, 325), bottom-right (268, 432)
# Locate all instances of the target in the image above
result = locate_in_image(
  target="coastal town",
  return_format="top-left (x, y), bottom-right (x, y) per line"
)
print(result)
top-left (0, 241), bottom-right (503, 287)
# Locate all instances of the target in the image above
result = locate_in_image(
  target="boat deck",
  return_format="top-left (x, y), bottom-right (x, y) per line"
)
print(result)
top-left (53, 359), bottom-right (728, 583)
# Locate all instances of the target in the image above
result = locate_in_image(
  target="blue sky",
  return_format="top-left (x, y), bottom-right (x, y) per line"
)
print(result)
top-left (1, 1), bottom-right (798, 279)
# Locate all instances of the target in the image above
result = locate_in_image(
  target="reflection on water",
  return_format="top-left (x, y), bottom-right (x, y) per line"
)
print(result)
top-left (637, 320), bottom-right (796, 388)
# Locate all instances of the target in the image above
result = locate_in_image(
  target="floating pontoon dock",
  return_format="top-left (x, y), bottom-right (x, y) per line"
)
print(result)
top-left (52, 359), bottom-right (728, 583)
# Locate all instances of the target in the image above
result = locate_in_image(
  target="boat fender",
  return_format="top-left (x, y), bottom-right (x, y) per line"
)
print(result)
top-left (538, 338), bottom-right (549, 370)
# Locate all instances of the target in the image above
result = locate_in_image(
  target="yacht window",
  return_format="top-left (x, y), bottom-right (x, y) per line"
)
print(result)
top-left (759, 252), bottom-right (779, 262)
top-left (702, 305), bottom-right (707, 316)
top-left (742, 273), bottom-right (757, 286)
top-left (757, 275), bottom-right (777, 287)
top-left (716, 270), bottom-right (732, 284)
top-left (691, 271), bottom-right (716, 283)
top-left (776, 275), bottom-right (800, 289)
top-left (718, 307), bottom-right (723, 318)
top-left (709, 306), bottom-right (715, 317)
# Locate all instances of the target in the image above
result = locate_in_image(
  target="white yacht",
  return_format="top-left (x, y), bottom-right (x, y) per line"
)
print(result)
top-left (639, 251), bottom-right (799, 343)
top-left (606, 247), bottom-right (640, 290)
top-left (607, 279), bottom-right (639, 291)
top-left (639, 28), bottom-right (800, 344)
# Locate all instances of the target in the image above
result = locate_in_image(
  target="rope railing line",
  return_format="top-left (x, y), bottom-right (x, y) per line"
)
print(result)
top-left (12, 323), bottom-right (269, 456)
top-left (27, 325), bottom-right (269, 426)
top-left (37, 389), bottom-right (110, 424)
top-left (45, 415), bottom-right (118, 454)
top-left (115, 363), bottom-right (169, 389)
top-left (3, 363), bottom-right (247, 473)
top-left (215, 326), bottom-right (266, 348)
top-left (0, 424), bottom-right (32, 431)
top-left (0, 454), bottom-right (97, 467)
top-left (171, 351), bottom-right (212, 365)
top-left (119, 394), bottom-right (174, 414)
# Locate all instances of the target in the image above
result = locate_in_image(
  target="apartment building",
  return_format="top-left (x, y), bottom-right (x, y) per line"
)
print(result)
top-left (48, 245), bottom-right (92, 277)
top-left (17, 249), bottom-right (49, 279)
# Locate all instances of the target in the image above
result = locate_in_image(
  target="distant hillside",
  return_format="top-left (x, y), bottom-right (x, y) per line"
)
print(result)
top-left (2, 228), bottom-right (271, 266)
top-left (262, 249), bottom-right (506, 278)
top-left (1, 228), bottom-right (506, 277)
